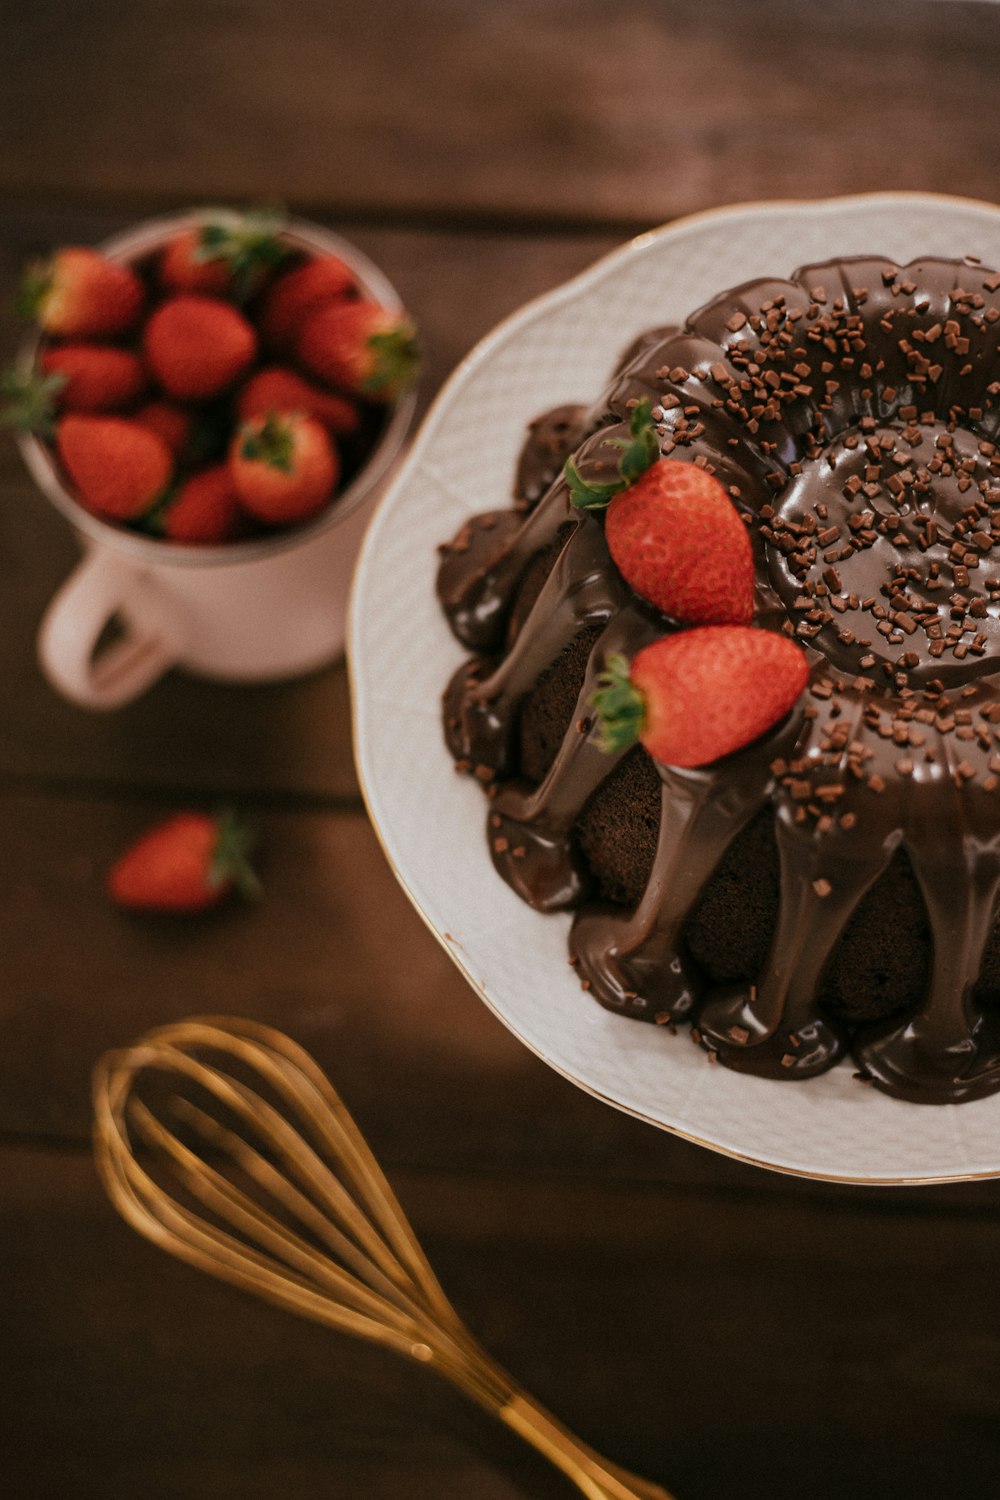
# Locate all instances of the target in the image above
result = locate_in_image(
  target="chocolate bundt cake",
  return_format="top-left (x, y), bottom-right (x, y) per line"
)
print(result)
top-left (437, 256), bottom-right (1000, 1105)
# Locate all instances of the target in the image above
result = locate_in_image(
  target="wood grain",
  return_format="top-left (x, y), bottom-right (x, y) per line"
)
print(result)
top-left (0, 2), bottom-right (996, 228)
top-left (4, 1143), bottom-right (1000, 1500)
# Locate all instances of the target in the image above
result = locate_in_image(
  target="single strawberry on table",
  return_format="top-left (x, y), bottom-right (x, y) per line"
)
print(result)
top-left (108, 809), bottom-right (261, 913)
top-left (591, 626), bottom-right (808, 768)
top-left (229, 410), bottom-right (338, 524)
top-left (158, 210), bottom-right (288, 300)
top-left (237, 364), bottom-right (359, 436)
top-left (297, 298), bottom-right (419, 401)
top-left (566, 399), bottom-right (755, 626)
top-left (19, 247), bottom-right (144, 338)
top-left (56, 413), bottom-right (173, 521)
top-left (258, 253), bottom-right (357, 351)
top-left (144, 294), bottom-right (257, 400)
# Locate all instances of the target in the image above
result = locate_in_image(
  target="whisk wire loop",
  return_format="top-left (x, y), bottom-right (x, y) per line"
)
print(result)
top-left (93, 1017), bottom-right (675, 1500)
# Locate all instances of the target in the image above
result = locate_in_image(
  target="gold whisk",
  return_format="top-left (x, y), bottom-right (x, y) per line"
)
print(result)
top-left (93, 1016), bottom-right (674, 1500)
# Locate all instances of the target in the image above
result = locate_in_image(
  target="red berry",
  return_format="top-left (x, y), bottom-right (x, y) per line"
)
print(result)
top-left (592, 627), bottom-right (808, 768)
top-left (158, 228), bottom-right (234, 296)
top-left (56, 414), bottom-right (173, 521)
top-left (297, 299), bottom-right (419, 401)
top-left (230, 411), bottom-right (337, 524)
top-left (144, 294), bottom-right (257, 400)
top-left (164, 464), bottom-right (242, 544)
top-left (20, 248), bottom-right (144, 338)
top-left (107, 810), bottom-right (260, 913)
top-left (236, 364), bottom-right (359, 435)
top-left (259, 254), bottom-right (356, 350)
top-left (158, 214), bottom-right (288, 300)
top-left (605, 459), bottom-right (754, 625)
top-left (133, 400), bottom-right (193, 457)
top-left (40, 344), bottom-right (146, 413)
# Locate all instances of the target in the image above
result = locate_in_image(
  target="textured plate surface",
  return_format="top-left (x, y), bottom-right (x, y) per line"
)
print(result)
top-left (350, 194), bottom-right (1000, 1183)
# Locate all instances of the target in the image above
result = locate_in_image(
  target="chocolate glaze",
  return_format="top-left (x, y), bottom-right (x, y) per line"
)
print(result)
top-left (437, 257), bottom-right (1000, 1104)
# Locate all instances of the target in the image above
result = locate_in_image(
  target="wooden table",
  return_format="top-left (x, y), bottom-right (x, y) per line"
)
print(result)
top-left (3, 4), bottom-right (1000, 1497)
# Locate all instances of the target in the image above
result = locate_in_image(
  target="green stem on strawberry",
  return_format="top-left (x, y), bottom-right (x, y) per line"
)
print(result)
top-left (196, 208), bottom-right (290, 302)
top-left (238, 411), bottom-right (296, 472)
top-left (132, 479), bottom-right (182, 538)
top-left (590, 652), bottom-right (647, 753)
top-left (565, 397), bottom-right (661, 510)
top-left (0, 367), bottom-right (66, 438)
top-left (16, 259), bottom-right (52, 322)
top-left (211, 808), bottom-right (262, 899)
top-left (365, 324), bottom-right (420, 397)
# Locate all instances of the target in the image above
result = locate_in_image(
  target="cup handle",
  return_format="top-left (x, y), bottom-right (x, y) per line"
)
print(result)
top-left (38, 548), bottom-right (186, 710)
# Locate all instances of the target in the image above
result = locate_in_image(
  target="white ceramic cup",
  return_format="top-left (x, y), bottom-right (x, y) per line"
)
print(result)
top-left (16, 212), bottom-right (416, 710)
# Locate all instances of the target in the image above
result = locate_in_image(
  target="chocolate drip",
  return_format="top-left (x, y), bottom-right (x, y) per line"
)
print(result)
top-left (855, 753), bottom-right (1000, 1101)
top-left (445, 515), bottom-right (633, 778)
top-left (569, 748), bottom-right (781, 1024)
top-left (488, 608), bottom-right (660, 911)
top-left (438, 482), bottom-right (572, 654)
top-left (437, 255), bottom-right (1000, 1103)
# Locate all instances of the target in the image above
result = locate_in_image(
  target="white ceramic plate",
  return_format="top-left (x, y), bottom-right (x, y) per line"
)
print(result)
top-left (349, 193), bottom-right (1000, 1184)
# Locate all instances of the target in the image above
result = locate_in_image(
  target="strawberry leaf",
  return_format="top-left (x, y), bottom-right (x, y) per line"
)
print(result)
top-left (590, 652), bottom-right (647, 753)
top-left (365, 322), bottom-right (420, 397)
top-left (132, 480), bottom-right (181, 537)
top-left (604, 398), bottom-right (661, 484)
top-left (240, 412), bottom-right (295, 472)
top-left (16, 258), bottom-right (53, 322)
top-left (564, 457), bottom-right (626, 510)
top-left (566, 398), bottom-right (661, 510)
top-left (0, 366), bottom-right (66, 437)
top-left (210, 808), bottom-right (262, 899)
top-left (196, 207), bottom-right (291, 302)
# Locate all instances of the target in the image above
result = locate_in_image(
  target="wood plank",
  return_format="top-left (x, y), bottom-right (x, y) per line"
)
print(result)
top-left (1, 2), bottom-right (997, 227)
top-left (4, 1142), bottom-right (1000, 1500)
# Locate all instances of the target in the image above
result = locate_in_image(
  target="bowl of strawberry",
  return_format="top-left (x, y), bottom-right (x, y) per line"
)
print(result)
top-left (4, 209), bottom-right (419, 707)
top-left (8, 207), bottom-right (418, 546)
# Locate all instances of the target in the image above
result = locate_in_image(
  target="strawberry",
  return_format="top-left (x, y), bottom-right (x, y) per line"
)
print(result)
top-left (133, 399), bottom-right (193, 457)
top-left (19, 247), bottom-right (144, 338)
top-left (236, 364), bottom-right (359, 435)
top-left (297, 298), bottom-right (419, 401)
top-left (38, 344), bottom-right (145, 412)
top-left (229, 411), bottom-right (337, 524)
top-left (1, 348), bottom-right (144, 432)
top-left (158, 229), bottom-right (233, 297)
top-left (56, 414), bottom-right (173, 521)
top-left (107, 809), bottom-right (260, 913)
top-left (258, 253), bottom-right (357, 350)
top-left (162, 464), bottom-right (243, 544)
top-left (144, 294), bottom-right (257, 400)
top-left (567, 399), bottom-right (754, 625)
top-left (591, 627), bottom-right (808, 768)
top-left (158, 211), bottom-right (288, 300)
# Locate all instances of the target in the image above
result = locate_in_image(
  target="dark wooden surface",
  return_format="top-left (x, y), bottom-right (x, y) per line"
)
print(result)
top-left (3, 4), bottom-right (1000, 1498)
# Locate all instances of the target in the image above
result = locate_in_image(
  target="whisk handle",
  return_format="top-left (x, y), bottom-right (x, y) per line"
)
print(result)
top-left (497, 1389), bottom-right (675, 1500)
